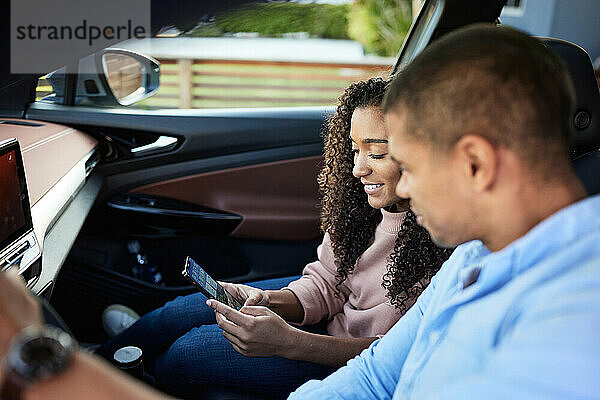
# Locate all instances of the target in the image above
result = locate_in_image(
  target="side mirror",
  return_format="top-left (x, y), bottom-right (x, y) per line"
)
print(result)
top-left (43, 48), bottom-right (160, 107)
top-left (100, 49), bottom-right (160, 106)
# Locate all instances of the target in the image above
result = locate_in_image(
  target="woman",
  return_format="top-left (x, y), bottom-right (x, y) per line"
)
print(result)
top-left (98, 78), bottom-right (451, 398)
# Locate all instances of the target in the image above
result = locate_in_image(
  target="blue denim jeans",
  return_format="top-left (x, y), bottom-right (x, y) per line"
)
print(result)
top-left (98, 276), bottom-right (335, 398)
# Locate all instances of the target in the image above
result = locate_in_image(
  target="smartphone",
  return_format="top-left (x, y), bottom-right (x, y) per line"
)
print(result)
top-left (182, 256), bottom-right (243, 310)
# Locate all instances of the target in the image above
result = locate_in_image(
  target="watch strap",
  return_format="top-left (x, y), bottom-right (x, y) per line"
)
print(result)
top-left (0, 369), bottom-right (26, 400)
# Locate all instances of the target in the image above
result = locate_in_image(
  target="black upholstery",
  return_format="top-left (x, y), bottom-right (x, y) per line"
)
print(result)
top-left (541, 38), bottom-right (600, 194)
top-left (41, 297), bottom-right (74, 336)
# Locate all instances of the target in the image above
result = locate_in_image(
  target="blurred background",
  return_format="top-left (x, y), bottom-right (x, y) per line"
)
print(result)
top-left (35, 0), bottom-right (600, 109)
top-left (37, 0), bottom-right (420, 109)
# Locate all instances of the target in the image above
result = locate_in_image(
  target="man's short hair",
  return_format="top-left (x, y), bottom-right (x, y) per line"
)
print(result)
top-left (383, 24), bottom-right (576, 176)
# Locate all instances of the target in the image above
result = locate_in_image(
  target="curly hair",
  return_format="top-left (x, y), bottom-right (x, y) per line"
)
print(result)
top-left (382, 210), bottom-right (453, 313)
top-left (318, 77), bottom-right (452, 311)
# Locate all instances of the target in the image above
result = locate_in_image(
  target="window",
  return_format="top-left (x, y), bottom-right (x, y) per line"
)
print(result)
top-left (37, 1), bottom-right (419, 109)
top-left (501, 0), bottom-right (526, 17)
top-left (35, 73), bottom-right (58, 102)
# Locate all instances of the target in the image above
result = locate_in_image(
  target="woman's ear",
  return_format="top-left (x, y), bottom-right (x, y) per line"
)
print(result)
top-left (454, 134), bottom-right (499, 193)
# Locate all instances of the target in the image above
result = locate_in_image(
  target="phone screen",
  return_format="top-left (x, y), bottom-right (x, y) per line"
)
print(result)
top-left (182, 257), bottom-right (243, 310)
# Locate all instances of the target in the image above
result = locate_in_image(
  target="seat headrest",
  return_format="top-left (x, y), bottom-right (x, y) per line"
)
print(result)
top-left (539, 38), bottom-right (600, 160)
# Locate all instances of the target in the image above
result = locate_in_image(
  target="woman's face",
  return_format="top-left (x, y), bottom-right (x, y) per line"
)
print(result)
top-left (351, 106), bottom-right (404, 209)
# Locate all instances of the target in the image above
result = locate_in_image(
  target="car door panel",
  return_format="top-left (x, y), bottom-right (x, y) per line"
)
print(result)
top-left (26, 103), bottom-right (328, 159)
top-left (100, 143), bottom-right (323, 200)
top-left (132, 155), bottom-right (322, 241)
top-left (27, 104), bottom-right (328, 239)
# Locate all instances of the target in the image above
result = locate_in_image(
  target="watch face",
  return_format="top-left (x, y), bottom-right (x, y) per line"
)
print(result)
top-left (8, 326), bottom-right (75, 383)
top-left (19, 336), bottom-right (70, 380)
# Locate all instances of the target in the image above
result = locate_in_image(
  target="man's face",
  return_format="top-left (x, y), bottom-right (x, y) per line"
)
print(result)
top-left (385, 110), bottom-right (473, 248)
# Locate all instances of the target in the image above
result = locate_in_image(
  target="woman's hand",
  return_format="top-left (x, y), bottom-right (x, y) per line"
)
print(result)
top-left (207, 297), bottom-right (377, 366)
top-left (207, 299), bottom-right (299, 358)
top-left (219, 282), bottom-right (271, 307)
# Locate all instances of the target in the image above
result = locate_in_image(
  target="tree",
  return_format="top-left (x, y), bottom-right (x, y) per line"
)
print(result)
top-left (348, 0), bottom-right (413, 57)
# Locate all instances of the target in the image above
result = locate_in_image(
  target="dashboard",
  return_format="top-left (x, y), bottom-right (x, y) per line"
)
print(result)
top-left (0, 118), bottom-right (99, 296)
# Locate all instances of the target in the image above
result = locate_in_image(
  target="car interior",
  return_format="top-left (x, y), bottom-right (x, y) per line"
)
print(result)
top-left (0, 0), bottom-right (598, 399)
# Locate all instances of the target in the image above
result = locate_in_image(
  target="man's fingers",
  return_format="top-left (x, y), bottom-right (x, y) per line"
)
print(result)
top-left (0, 267), bottom-right (21, 289)
top-left (11, 267), bottom-right (26, 283)
top-left (0, 268), bottom-right (33, 305)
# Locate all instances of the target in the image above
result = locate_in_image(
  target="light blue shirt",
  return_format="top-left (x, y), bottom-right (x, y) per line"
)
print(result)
top-left (289, 195), bottom-right (600, 400)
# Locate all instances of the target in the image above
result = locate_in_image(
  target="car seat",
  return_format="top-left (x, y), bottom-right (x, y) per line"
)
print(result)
top-left (540, 38), bottom-right (600, 195)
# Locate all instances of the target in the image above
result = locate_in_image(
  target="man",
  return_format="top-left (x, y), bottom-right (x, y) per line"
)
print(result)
top-left (287, 24), bottom-right (600, 399)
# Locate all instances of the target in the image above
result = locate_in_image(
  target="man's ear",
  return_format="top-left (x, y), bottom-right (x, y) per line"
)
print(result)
top-left (453, 134), bottom-right (498, 193)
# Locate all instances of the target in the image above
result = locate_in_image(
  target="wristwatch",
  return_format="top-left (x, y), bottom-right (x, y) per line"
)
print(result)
top-left (1, 325), bottom-right (76, 400)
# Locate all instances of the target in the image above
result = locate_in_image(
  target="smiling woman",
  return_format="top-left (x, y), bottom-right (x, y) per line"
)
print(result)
top-left (321, 78), bottom-right (452, 310)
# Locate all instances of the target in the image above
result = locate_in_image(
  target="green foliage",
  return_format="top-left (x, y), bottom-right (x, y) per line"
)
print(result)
top-left (191, 3), bottom-right (350, 39)
top-left (186, 1), bottom-right (412, 57)
top-left (348, 0), bottom-right (413, 57)
top-left (311, 3), bottom-right (350, 39)
top-left (188, 24), bottom-right (224, 38)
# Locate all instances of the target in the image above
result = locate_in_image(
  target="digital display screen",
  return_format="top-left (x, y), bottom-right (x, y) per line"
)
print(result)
top-left (0, 140), bottom-right (32, 252)
top-left (188, 257), bottom-right (218, 297)
top-left (0, 150), bottom-right (26, 243)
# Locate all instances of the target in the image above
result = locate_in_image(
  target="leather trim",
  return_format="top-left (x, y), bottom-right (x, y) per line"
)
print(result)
top-left (133, 156), bottom-right (323, 241)
top-left (0, 119), bottom-right (98, 205)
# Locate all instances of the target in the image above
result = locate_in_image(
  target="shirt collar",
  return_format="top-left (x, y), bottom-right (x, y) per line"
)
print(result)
top-left (458, 194), bottom-right (600, 289)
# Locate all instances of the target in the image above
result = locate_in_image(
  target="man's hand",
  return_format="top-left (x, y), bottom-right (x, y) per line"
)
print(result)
top-left (0, 268), bottom-right (42, 356)
top-left (219, 282), bottom-right (271, 307)
top-left (207, 299), bottom-right (299, 358)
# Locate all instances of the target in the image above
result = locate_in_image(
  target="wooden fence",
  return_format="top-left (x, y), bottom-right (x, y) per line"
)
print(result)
top-left (141, 58), bottom-right (393, 109)
top-left (36, 58), bottom-right (394, 109)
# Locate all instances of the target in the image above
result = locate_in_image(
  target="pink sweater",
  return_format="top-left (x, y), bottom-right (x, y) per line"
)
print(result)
top-left (285, 209), bottom-right (406, 338)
